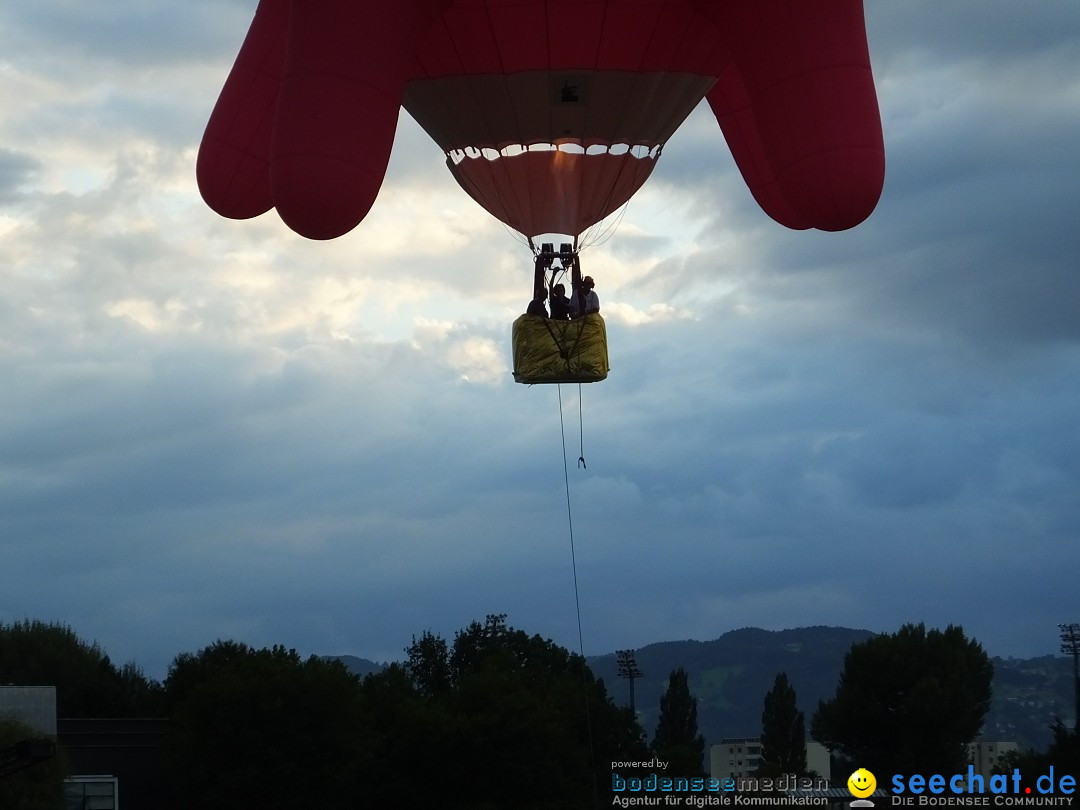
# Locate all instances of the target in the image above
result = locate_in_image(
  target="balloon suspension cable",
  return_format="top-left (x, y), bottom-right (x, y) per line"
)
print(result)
top-left (511, 226), bottom-right (533, 252)
top-left (557, 383), bottom-right (598, 807)
top-left (580, 201), bottom-right (629, 251)
top-left (577, 142), bottom-right (662, 251)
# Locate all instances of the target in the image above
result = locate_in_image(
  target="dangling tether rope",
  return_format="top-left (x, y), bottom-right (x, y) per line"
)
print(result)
top-left (557, 383), bottom-right (587, 664)
top-left (557, 383), bottom-right (599, 808)
top-left (577, 383), bottom-right (586, 468)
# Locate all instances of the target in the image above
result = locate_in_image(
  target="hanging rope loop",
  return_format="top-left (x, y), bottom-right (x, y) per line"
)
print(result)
top-left (577, 383), bottom-right (586, 467)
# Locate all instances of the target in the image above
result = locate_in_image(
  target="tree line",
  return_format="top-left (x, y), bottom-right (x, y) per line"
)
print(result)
top-left (1, 616), bottom-right (693, 808)
top-left (2, 618), bottom-right (1077, 808)
top-left (756, 624), bottom-right (1076, 780)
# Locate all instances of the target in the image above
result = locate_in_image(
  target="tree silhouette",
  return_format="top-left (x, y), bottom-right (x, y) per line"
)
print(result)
top-left (0, 619), bottom-right (162, 717)
top-left (652, 667), bottom-right (705, 777)
top-left (759, 672), bottom-right (807, 775)
top-left (811, 623), bottom-right (992, 775)
top-left (382, 614), bottom-right (647, 807)
top-left (405, 629), bottom-right (452, 697)
top-left (5, 614), bottom-right (649, 807)
top-left (165, 642), bottom-right (374, 808)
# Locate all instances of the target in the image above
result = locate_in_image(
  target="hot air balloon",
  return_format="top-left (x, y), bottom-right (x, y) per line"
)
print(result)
top-left (197, 0), bottom-right (885, 383)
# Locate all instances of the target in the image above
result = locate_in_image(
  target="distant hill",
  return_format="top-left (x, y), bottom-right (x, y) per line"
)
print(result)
top-left (586, 626), bottom-right (1074, 753)
top-left (587, 626), bottom-right (873, 750)
top-left (324, 655), bottom-right (386, 679)
top-left (981, 655), bottom-right (1076, 750)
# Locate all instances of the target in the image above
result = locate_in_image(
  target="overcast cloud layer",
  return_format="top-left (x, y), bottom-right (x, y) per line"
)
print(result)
top-left (2, 2), bottom-right (1078, 680)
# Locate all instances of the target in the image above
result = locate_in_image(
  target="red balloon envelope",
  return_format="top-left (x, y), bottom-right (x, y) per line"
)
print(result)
top-left (197, 0), bottom-right (885, 241)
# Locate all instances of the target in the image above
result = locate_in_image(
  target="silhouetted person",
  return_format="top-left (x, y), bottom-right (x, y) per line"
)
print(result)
top-left (571, 275), bottom-right (599, 318)
top-left (549, 283), bottom-right (571, 320)
top-left (526, 289), bottom-right (548, 317)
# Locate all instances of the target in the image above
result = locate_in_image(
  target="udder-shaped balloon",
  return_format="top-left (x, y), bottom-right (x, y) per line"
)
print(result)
top-left (197, 0), bottom-right (885, 241)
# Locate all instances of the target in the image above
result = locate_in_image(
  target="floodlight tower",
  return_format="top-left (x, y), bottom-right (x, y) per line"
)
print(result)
top-left (616, 649), bottom-right (644, 715)
top-left (1060, 623), bottom-right (1080, 732)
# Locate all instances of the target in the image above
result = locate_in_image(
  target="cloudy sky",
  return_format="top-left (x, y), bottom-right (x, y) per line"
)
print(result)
top-left (2, 1), bottom-right (1078, 681)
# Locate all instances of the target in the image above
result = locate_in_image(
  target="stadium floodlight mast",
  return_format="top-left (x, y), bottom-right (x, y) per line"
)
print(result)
top-left (1060, 623), bottom-right (1080, 732)
top-left (616, 649), bottom-right (644, 715)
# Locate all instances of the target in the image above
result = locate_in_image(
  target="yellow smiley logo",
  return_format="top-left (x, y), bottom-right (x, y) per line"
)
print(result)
top-left (848, 768), bottom-right (877, 798)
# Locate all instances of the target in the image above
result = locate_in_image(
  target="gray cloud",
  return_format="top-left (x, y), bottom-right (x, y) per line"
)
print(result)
top-left (0, 1), bottom-right (256, 69)
top-left (0, 149), bottom-right (41, 203)
top-left (1, 1), bottom-right (1078, 679)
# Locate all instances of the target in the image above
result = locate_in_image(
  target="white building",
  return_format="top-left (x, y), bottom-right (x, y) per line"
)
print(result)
top-left (710, 736), bottom-right (831, 780)
top-left (0, 684), bottom-right (57, 736)
top-left (711, 736), bottom-right (762, 778)
top-left (967, 741), bottom-right (1018, 777)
